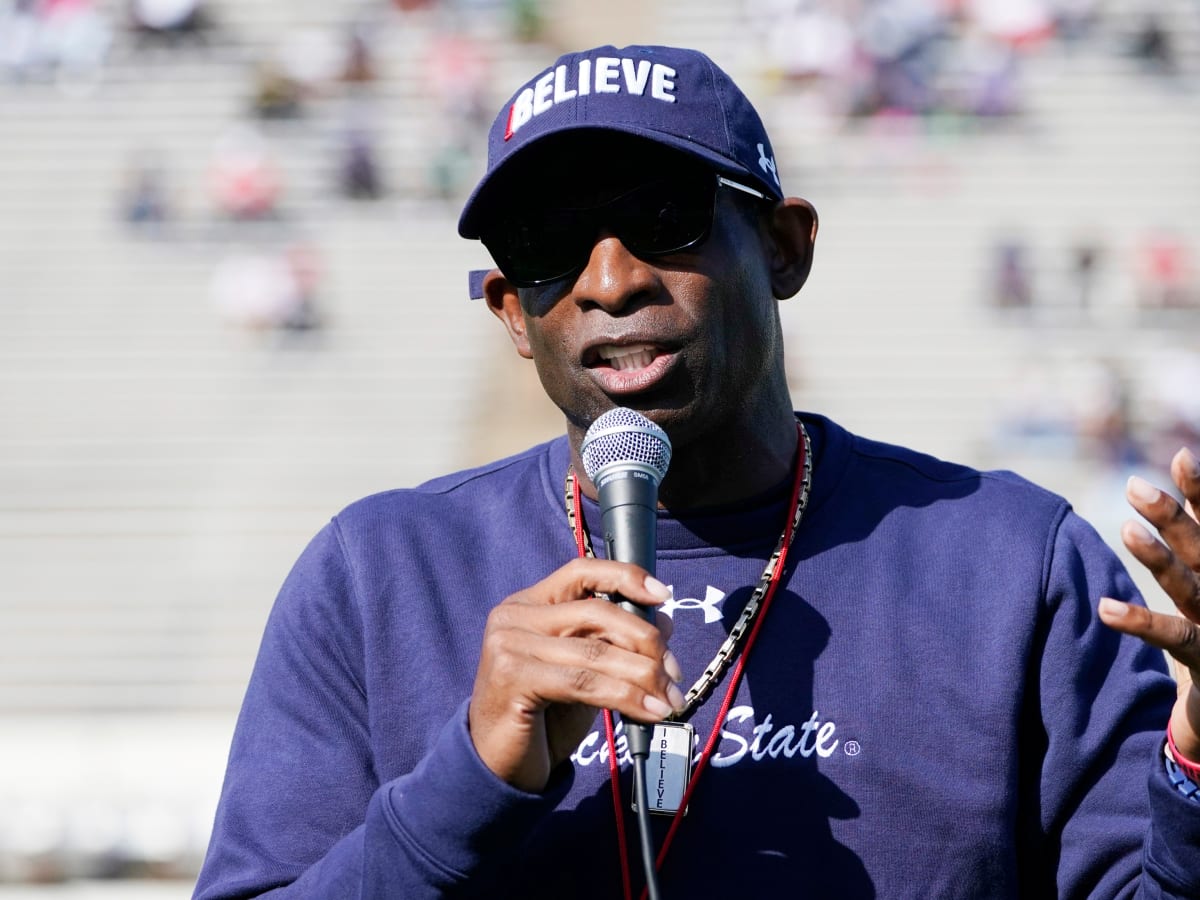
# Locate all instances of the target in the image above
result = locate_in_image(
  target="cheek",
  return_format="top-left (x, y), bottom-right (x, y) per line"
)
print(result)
top-left (697, 255), bottom-right (781, 388)
top-left (523, 309), bottom-right (573, 364)
top-left (522, 313), bottom-right (591, 412)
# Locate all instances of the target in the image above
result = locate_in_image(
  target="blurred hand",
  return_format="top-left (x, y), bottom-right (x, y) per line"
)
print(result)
top-left (1099, 447), bottom-right (1200, 762)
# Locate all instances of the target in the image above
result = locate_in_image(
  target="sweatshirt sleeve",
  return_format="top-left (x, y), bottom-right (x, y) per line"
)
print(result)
top-left (1035, 509), bottom-right (1200, 898)
top-left (192, 522), bottom-right (569, 899)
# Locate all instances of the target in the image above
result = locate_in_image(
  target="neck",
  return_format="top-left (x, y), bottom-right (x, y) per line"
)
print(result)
top-left (568, 403), bottom-right (799, 512)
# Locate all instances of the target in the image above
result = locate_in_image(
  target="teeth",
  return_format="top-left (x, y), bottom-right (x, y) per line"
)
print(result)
top-left (598, 343), bottom-right (657, 371)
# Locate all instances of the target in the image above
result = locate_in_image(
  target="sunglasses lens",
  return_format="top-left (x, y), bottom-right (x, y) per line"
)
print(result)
top-left (483, 210), bottom-right (587, 287)
top-left (483, 172), bottom-right (717, 287)
top-left (616, 177), bottom-right (715, 257)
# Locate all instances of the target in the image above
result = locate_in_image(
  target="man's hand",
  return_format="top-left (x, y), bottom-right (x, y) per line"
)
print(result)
top-left (1099, 447), bottom-right (1200, 762)
top-left (467, 558), bottom-right (686, 793)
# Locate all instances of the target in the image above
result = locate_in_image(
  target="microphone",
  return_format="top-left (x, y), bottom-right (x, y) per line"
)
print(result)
top-left (581, 408), bottom-right (673, 900)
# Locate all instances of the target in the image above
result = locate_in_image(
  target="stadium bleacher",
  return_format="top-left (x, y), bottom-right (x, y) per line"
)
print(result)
top-left (1, 0), bottom-right (1198, 892)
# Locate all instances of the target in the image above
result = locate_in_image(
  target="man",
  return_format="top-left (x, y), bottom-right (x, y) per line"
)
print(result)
top-left (194, 45), bottom-right (1200, 898)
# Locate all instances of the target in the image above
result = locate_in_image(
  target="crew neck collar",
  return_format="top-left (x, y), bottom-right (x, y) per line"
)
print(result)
top-left (542, 413), bottom-right (849, 556)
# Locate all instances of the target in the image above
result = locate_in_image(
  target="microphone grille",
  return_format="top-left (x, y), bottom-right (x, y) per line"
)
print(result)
top-left (580, 407), bottom-right (672, 483)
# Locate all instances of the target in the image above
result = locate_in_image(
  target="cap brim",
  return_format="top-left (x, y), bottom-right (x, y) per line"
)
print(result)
top-left (457, 122), bottom-right (781, 240)
top-left (468, 268), bottom-right (489, 300)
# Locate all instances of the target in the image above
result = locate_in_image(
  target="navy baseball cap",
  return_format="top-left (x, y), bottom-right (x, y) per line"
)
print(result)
top-left (457, 44), bottom-right (784, 241)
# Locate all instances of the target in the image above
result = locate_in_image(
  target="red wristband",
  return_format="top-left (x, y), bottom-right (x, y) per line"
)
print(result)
top-left (1166, 721), bottom-right (1200, 783)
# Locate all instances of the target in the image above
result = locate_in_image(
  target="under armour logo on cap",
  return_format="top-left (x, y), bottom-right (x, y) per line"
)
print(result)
top-left (758, 143), bottom-right (779, 187)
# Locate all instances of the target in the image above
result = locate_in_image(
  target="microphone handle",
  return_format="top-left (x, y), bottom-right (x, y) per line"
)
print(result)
top-left (597, 467), bottom-right (660, 756)
top-left (597, 466), bottom-right (659, 614)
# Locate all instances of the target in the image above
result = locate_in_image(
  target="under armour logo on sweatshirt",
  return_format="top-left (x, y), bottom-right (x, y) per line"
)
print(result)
top-left (661, 585), bottom-right (725, 624)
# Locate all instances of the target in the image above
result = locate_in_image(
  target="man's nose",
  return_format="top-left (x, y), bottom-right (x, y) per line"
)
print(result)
top-left (571, 231), bottom-right (661, 313)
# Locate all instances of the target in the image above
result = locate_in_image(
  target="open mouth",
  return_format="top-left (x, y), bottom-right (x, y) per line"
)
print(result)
top-left (583, 341), bottom-right (677, 395)
top-left (587, 342), bottom-right (663, 371)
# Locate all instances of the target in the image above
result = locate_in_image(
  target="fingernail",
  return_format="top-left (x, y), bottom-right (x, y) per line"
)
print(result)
top-left (1127, 475), bottom-right (1160, 505)
top-left (1127, 520), bottom-right (1156, 545)
top-left (667, 683), bottom-right (686, 712)
top-left (643, 694), bottom-right (673, 719)
top-left (1099, 597), bottom-right (1129, 618)
top-left (663, 651), bottom-right (683, 684)
top-left (644, 576), bottom-right (672, 601)
top-left (1180, 447), bottom-right (1200, 480)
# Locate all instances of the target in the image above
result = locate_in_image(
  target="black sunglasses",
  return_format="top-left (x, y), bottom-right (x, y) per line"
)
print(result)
top-left (480, 172), bottom-right (769, 288)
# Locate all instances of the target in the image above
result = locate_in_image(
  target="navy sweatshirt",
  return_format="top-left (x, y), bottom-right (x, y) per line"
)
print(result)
top-left (194, 415), bottom-right (1200, 898)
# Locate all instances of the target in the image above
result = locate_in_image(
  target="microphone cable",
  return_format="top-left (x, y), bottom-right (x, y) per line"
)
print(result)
top-left (626, 722), bottom-right (662, 900)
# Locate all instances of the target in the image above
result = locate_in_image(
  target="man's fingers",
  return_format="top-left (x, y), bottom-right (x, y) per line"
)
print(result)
top-left (1099, 598), bottom-right (1200, 673)
top-left (509, 557), bottom-right (673, 611)
top-left (478, 624), bottom-right (684, 728)
top-left (506, 630), bottom-right (684, 719)
top-left (1127, 474), bottom-right (1200, 572)
top-left (487, 595), bottom-right (668, 660)
top-left (1121, 520), bottom-right (1200, 622)
top-left (1172, 446), bottom-right (1200, 521)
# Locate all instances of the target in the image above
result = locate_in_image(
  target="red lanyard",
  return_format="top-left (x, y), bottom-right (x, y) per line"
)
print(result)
top-left (569, 425), bottom-right (809, 900)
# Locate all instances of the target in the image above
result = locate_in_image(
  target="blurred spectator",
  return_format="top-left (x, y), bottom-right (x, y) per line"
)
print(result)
top-left (208, 125), bottom-right (283, 220)
top-left (209, 243), bottom-right (322, 337)
top-left (339, 23), bottom-right (376, 85)
top-left (1130, 12), bottom-right (1176, 77)
top-left (422, 28), bottom-right (491, 200)
top-left (994, 356), bottom-right (1145, 469)
top-left (0, 0), bottom-right (111, 85)
top-left (744, 0), bottom-right (1069, 122)
top-left (425, 28), bottom-right (490, 127)
top-left (118, 147), bottom-right (171, 229)
top-left (748, 0), bottom-right (855, 85)
top-left (1049, 0), bottom-right (1099, 45)
top-left (968, 0), bottom-right (1054, 49)
top-left (1074, 360), bottom-right (1142, 469)
top-left (507, 0), bottom-right (544, 42)
top-left (280, 242), bottom-right (322, 334)
top-left (427, 137), bottom-right (472, 202)
top-left (250, 58), bottom-right (304, 119)
top-left (336, 123), bottom-right (385, 201)
top-left (941, 27), bottom-right (1020, 117)
top-left (1068, 237), bottom-right (1103, 311)
top-left (1136, 229), bottom-right (1195, 309)
top-left (127, 0), bottom-right (212, 46)
top-left (0, 0), bottom-right (46, 77)
top-left (991, 237), bottom-right (1034, 309)
top-left (851, 0), bottom-right (945, 117)
top-left (275, 26), bottom-right (344, 99)
top-left (210, 252), bottom-right (292, 331)
top-left (994, 357), bottom-right (1078, 456)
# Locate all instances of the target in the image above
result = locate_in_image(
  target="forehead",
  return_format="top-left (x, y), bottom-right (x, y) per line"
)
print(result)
top-left (488, 131), bottom-right (709, 213)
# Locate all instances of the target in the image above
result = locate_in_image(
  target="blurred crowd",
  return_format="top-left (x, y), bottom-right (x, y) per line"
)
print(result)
top-left (986, 223), bottom-right (1199, 477)
top-left (3, 0), bottom-right (546, 342)
top-left (5, 0), bottom-right (1195, 343)
top-left (745, 0), bottom-right (1192, 122)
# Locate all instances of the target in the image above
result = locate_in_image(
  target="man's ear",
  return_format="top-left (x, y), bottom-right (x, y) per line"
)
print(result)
top-left (483, 269), bottom-right (534, 359)
top-left (765, 198), bottom-right (819, 300)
